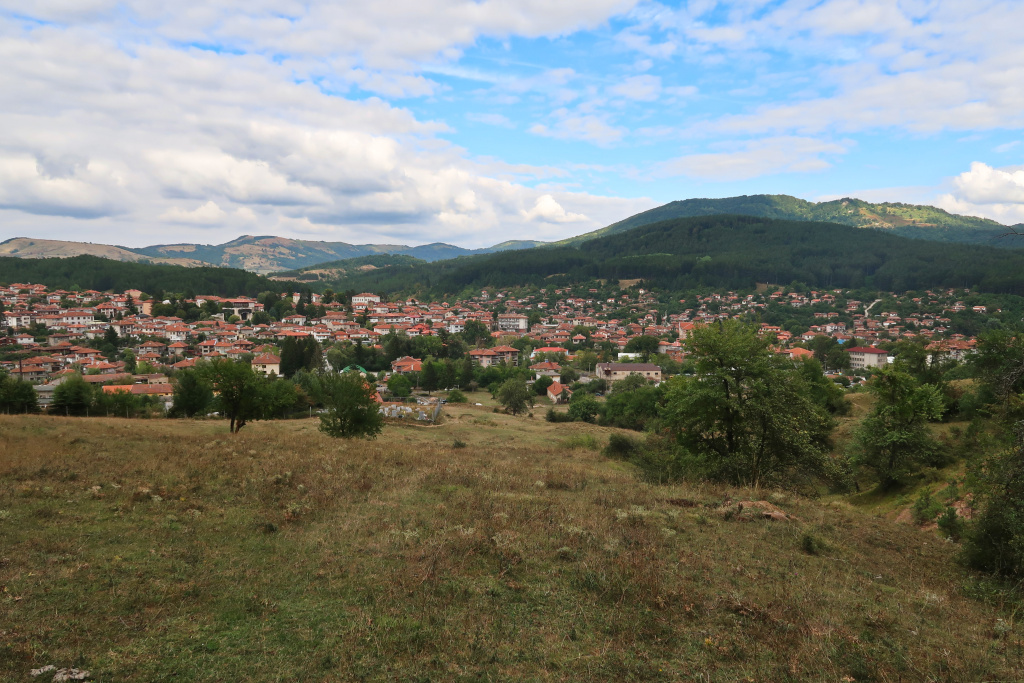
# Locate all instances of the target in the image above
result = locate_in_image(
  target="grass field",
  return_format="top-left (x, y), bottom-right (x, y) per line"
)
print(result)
top-left (1, 409), bottom-right (1022, 681)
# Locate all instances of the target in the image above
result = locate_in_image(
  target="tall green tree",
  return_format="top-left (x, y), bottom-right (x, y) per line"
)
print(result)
top-left (853, 366), bottom-right (944, 487)
top-left (496, 377), bottom-right (533, 416)
top-left (420, 361), bottom-right (440, 394)
top-left (0, 373), bottom-right (38, 413)
top-left (319, 371), bottom-right (384, 439)
top-left (170, 368), bottom-right (213, 418)
top-left (205, 359), bottom-right (265, 433)
top-left (51, 374), bottom-right (95, 416)
top-left (662, 321), bottom-right (836, 488)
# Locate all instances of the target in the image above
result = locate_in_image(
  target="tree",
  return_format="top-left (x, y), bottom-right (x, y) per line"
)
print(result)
top-left (319, 371), bottom-right (384, 439)
top-left (205, 359), bottom-right (265, 433)
top-left (388, 374), bottom-right (412, 398)
top-left (567, 393), bottom-right (600, 423)
top-left (170, 368), bottom-right (213, 417)
top-left (662, 321), bottom-right (836, 488)
top-left (853, 365), bottom-right (944, 487)
top-left (103, 325), bottom-right (119, 348)
top-left (497, 377), bottom-right (533, 416)
top-left (420, 361), bottom-right (440, 394)
top-left (574, 349), bottom-right (598, 372)
top-left (533, 374), bottom-right (553, 396)
top-left (0, 373), bottom-right (38, 413)
top-left (624, 335), bottom-right (661, 360)
top-left (51, 374), bottom-right (94, 416)
top-left (462, 319), bottom-right (492, 347)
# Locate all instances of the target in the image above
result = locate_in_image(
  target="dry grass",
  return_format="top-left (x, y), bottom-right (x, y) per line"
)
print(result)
top-left (1, 414), bottom-right (1022, 681)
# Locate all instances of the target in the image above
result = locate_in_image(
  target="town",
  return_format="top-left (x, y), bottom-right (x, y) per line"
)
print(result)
top-left (0, 278), bottom-right (999, 418)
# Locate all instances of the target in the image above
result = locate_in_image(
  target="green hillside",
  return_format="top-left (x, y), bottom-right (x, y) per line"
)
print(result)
top-left (559, 195), bottom-right (1024, 248)
top-left (273, 254), bottom-right (427, 282)
top-left (334, 214), bottom-right (1024, 296)
top-left (0, 255), bottom-right (295, 296)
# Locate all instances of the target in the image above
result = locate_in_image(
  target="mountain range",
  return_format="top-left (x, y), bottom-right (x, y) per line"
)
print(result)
top-left (1, 195), bottom-right (1021, 276)
top-left (0, 235), bottom-right (543, 274)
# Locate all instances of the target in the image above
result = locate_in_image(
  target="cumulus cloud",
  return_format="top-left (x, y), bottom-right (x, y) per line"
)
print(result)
top-left (0, 2), bottom-right (652, 247)
top-left (654, 136), bottom-right (849, 181)
top-left (522, 194), bottom-right (589, 223)
top-left (936, 162), bottom-right (1024, 226)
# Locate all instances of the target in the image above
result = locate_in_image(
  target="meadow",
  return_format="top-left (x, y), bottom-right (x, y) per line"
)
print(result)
top-left (1, 407), bottom-right (1021, 681)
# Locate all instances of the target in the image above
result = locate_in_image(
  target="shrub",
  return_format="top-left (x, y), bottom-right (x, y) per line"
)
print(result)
top-left (452, 438), bottom-right (467, 449)
top-left (545, 407), bottom-right (573, 423)
top-left (603, 433), bottom-right (639, 460)
top-left (912, 490), bottom-right (944, 525)
top-left (937, 507), bottom-right (965, 541)
top-left (446, 389), bottom-right (468, 403)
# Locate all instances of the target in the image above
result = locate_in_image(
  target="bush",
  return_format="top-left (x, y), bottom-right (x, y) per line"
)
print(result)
top-left (937, 507), bottom-right (965, 541)
top-left (452, 438), bottom-right (467, 449)
top-left (545, 407), bottom-right (573, 423)
top-left (912, 490), bottom-right (943, 525)
top-left (603, 433), bottom-right (640, 460)
top-left (446, 389), bottom-right (468, 403)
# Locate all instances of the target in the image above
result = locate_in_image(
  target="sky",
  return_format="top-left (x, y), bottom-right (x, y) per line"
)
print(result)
top-left (1, 0), bottom-right (1022, 249)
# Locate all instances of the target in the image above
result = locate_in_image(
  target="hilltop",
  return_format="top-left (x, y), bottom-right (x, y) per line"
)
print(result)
top-left (558, 194), bottom-right (1024, 248)
top-left (325, 214), bottom-right (1024, 297)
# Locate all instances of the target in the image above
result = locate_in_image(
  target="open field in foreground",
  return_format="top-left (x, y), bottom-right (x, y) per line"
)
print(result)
top-left (1, 410), bottom-right (1022, 681)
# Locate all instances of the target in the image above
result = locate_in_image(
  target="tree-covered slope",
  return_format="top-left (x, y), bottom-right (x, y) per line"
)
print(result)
top-left (0, 255), bottom-right (294, 296)
top-left (558, 195), bottom-right (1024, 248)
top-left (272, 254), bottom-right (428, 282)
top-left (335, 214), bottom-right (1024, 296)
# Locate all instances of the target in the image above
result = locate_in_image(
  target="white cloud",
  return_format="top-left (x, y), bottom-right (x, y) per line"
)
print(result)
top-left (608, 74), bottom-right (661, 101)
top-left (522, 194), bottom-right (588, 223)
top-left (0, 4), bottom-right (652, 247)
top-left (654, 136), bottom-right (849, 181)
top-left (529, 109), bottom-right (626, 145)
top-left (935, 162), bottom-right (1024, 226)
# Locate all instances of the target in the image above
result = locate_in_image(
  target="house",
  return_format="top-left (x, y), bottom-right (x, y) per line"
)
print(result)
top-left (547, 381), bottom-right (572, 404)
top-left (251, 353), bottom-right (282, 376)
top-left (530, 361), bottom-right (561, 382)
top-left (351, 293), bottom-right (381, 310)
top-left (391, 356), bottom-right (423, 375)
top-left (468, 348), bottom-right (499, 367)
top-left (496, 314), bottom-right (529, 332)
top-left (489, 345), bottom-right (520, 366)
top-left (595, 362), bottom-right (662, 383)
top-left (847, 346), bottom-right (889, 370)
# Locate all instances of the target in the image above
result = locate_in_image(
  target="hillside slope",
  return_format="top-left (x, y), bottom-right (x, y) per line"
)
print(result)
top-left (336, 214), bottom-right (1024, 296)
top-left (559, 195), bottom-right (1024, 248)
top-left (0, 238), bottom-right (209, 267)
top-left (0, 235), bottom-right (545, 275)
top-left (1, 414), bottom-right (1018, 681)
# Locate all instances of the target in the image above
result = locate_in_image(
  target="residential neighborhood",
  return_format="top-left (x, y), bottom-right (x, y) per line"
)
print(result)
top-left (0, 279), bottom-right (996, 418)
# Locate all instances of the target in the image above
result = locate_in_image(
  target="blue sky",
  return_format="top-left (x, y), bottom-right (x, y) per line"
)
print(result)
top-left (0, 0), bottom-right (1022, 248)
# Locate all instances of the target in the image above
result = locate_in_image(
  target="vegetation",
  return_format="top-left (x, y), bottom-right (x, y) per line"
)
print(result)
top-left (2, 414), bottom-right (1022, 680)
top-left (318, 371), bottom-right (385, 440)
top-left (559, 193), bottom-right (1024, 247)
top-left (662, 321), bottom-right (838, 488)
top-left (0, 255), bottom-right (295, 296)
top-left (332, 215), bottom-right (1024, 298)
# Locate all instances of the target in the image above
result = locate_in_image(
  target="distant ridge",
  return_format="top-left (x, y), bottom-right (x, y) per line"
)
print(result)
top-left (557, 194), bottom-right (1024, 248)
top-left (0, 235), bottom-right (544, 274)
top-left (2, 195), bottom-right (1020, 276)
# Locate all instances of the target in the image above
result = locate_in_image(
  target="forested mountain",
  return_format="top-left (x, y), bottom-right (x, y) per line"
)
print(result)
top-left (0, 235), bottom-right (543, 274)
top-left (272, 254), bottom-right (427, 282)
top-left (0, 255), bottom-right (294, 296)
top-left (333, 214), bottom-right (1024, 297)
top-left (558, 195), bottom-right (1024, 248)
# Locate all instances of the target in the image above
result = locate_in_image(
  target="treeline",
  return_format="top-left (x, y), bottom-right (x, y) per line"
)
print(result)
top-left (333, 215), bottom-right (1024, 296)
top-left (0, 255), bottom-right (297, 296)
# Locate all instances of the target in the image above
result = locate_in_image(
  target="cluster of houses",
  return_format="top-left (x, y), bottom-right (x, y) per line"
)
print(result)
top-left (1, 281), bottom-right (994, 410)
